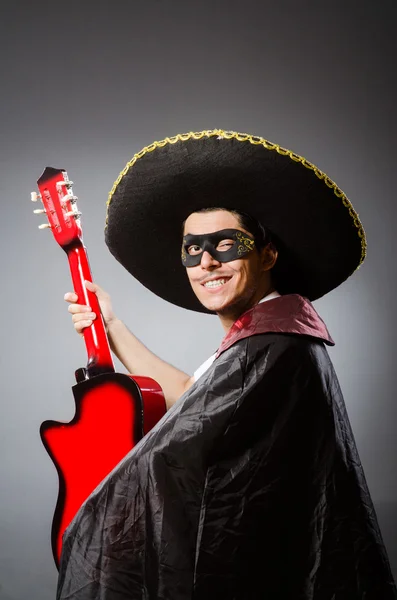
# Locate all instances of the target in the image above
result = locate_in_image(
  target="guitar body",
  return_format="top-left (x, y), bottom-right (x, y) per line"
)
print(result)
top-left (33, 167), bottom-right (167, 569)
top-left (40, 373), bottom-right (166, 568)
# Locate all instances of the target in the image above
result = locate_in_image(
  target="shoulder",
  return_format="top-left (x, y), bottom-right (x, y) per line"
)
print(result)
top-left (239, 332), bottom-right (334, 380)
top-left (247, 331), bottom-right (329, 356)
top-left (195, 333), bottom-right (335, 398)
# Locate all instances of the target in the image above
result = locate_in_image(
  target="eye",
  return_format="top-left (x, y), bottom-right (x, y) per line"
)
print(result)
top-left (216, 239), bottom-right (235, 252)
top-left (187, 245), bottom-right (202, 256)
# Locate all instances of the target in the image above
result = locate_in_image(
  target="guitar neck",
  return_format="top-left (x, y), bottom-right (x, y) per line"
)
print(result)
top-left (66, 242), bottom-right (115, 377)
top-left (34, 166), bottom-right (115, 379)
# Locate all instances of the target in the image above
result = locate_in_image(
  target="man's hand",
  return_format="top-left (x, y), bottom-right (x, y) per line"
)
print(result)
top-left (64, 280), bottom-right (194, 409)
top-left (64, 280), bottom-right (116, 337)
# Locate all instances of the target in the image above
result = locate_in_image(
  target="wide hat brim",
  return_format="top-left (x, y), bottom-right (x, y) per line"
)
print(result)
top-left (105, 130), bottom-right (366, 313)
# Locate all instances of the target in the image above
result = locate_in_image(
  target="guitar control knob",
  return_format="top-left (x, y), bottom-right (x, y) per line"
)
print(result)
top-left (75, 367), bottom-right (88, 383)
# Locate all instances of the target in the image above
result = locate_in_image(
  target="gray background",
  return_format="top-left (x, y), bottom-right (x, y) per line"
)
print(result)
top-left (0, 0), bottom-right (396, 598)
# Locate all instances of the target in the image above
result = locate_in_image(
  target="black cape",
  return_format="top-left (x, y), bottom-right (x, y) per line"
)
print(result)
top-left (57, 296), bottom-right (396, 599)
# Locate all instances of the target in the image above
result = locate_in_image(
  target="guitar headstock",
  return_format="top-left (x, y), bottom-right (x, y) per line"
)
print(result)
top-left (33, 167), bottom-right (83, 249)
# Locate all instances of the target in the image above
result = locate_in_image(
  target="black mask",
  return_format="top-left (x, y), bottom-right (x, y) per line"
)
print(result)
top-left (181, 228), bottom-right (255, 267)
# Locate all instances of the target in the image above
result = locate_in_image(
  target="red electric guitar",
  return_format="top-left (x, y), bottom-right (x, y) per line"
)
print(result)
top-left (33, 167), bottom-right (166, 568)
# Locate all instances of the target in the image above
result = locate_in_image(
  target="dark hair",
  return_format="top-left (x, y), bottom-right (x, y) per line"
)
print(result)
top-left (229, 209), bottom-right (272, 250)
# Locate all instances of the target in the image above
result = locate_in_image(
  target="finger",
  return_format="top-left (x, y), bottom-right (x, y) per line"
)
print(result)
top-left (71, 312), bottom-right (96, 322)
top-left (68, 304), bottom-right (93, 314)
top-left (74, 319), bottom-right (95, 334)
top-left (64, 292), bottom-right (79, 303)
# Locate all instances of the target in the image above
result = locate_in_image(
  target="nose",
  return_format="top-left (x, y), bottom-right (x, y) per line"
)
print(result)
top-left (200, 250), bottom-right (221, 269)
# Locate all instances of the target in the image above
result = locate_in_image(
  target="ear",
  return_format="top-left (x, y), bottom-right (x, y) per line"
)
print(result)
top-left (259, 243), bottom-right (278, 272)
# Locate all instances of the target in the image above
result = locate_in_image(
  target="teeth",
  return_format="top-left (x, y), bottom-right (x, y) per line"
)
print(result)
top-left (204, 279), bottom-right (226, 288)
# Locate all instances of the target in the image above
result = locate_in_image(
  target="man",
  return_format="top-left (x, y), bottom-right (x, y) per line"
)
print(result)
top-left (66, 208), bottom-right (279, 408)
top-left (58, 130), bottom-right (396, 599)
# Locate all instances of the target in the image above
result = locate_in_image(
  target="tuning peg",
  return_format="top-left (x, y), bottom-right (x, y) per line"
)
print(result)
top-left (57, 179), bottom-right (74, 188)
top-left (33, 208), bottom-right (46, 214)
top-left (31, 192), bottom-right (42, 202)
top-left (65, 210), bottom-right (82, 219)
top-left (62, 193), bottom-right (78, 204)
top-left (38, 223), bottom-right (51, 229)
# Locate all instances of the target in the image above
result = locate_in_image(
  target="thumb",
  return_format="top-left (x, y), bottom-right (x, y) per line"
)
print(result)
top-left (85, 279), bottom-right (101, 295)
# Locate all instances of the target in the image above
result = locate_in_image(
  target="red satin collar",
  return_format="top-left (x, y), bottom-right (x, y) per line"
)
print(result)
top-left (217, 294), bottom-right (334, 358)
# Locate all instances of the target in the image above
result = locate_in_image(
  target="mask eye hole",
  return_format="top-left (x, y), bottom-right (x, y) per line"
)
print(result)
top-left (216, 239), bottom-right (235, 252)
top-left (187, 245), bottom-right (202, 256)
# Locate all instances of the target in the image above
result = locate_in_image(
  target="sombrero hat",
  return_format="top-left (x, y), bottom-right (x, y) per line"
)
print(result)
top-left (105, 129), bottom-right (366, 313)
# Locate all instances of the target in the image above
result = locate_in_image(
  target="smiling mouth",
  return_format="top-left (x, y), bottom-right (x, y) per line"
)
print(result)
top-left (202, 277), bottom-right (230, 289)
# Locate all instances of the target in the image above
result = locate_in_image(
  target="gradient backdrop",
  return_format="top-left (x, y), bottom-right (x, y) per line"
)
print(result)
top-left (0, 1), bottom-right (396, 598)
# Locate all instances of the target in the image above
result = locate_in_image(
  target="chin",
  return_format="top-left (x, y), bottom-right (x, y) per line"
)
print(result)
top-left (197, 298), bottom-right (223, 312)
top-left (196, 294), bottom-right (235, 314)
